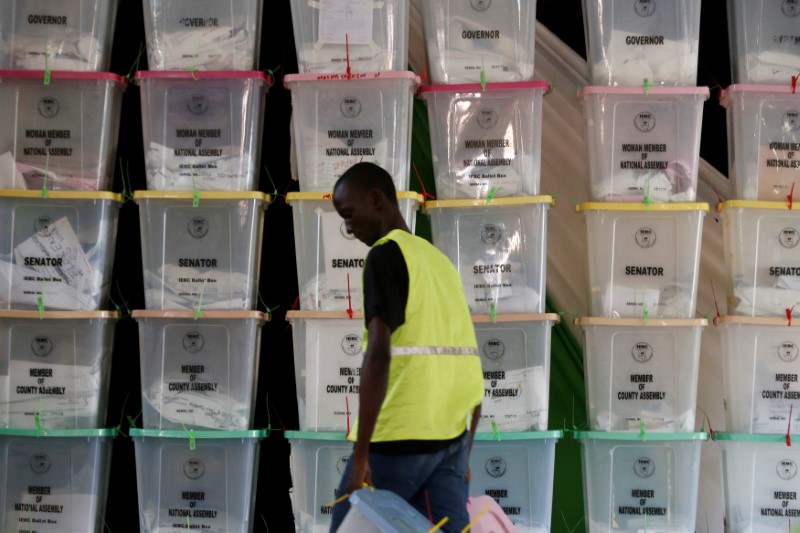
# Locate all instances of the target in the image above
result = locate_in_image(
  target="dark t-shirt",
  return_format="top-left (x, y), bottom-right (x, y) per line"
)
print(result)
top-left (362, 239), bottom-right (464, 455)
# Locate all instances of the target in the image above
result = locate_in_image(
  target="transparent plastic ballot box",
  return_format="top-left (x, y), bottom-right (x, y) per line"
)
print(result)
top-left (728, 0), bottom-right (800, 84)
top-left (284, 431), bottom-right (352, 533)
top-left (575, 431), bottom-right (707, 533)
top-left (721, 85), bottom-right (800, 202)
top-left (142, 0), bottom-right (263, 71)
top-left (0, 0), bottom-right (118, 71)
top-left (135, 70), bottom-right (271, 191)
top-left (578, 85), bottom-right (708, 202)
top-left (472, 313), bottom-right (558, 432)
top-left (134, 191), bottom-right (269, 311)
top-left (288, 0), bottom-right (409, 74)
top-left (719, 200), bottom-right (800, 317)
top-left (287, 311), bottom-right (364, 432)
top-left (0, 190), bottom-right (121, 311)
top-left (0, 310), bottom-right (117, 430)
top-left (718, 316), bottom-right (800, 434)
top-left (131, 428), bottom-right (265, 533)
top-left (133, 310), bottom-right (268, 431)
top-left (0, 71), bottom-right (125, 191)
top-left (581, 0), bottom-right (701, 87)
top-left (469, 431), bottom-right (561, 533)
top-left (576, 202), bottom-right (708, 318)
top-left (287, 191), bottom-right (422, 311)
top-left (419, 81), bottom-right (550, 200)
top-left (577, 317), bottom-right (706, 432)
top-left (426, 196), bottom-right (553, 315)
top-left (716, 432), bottom-right (800, 532)
top-left (0, 427), bottom-right (116, 533)
top-left (338, 488), bottom-right (433, 533)
top-left (420, 0), bottom-right (538, 84)
top-left (285, 72), bottom-right (418, 193)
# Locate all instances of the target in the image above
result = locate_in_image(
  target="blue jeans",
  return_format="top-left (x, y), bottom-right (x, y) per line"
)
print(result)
top-left (329, 432), bottom-right (471, 533)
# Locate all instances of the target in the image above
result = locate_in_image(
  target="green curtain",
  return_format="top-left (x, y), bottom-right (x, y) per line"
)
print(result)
top-left (410, 97), bottom-right (587, 531)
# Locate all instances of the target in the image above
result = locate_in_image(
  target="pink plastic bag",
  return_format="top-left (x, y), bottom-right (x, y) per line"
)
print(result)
top-left (466, 495), bottom-right (518, 533)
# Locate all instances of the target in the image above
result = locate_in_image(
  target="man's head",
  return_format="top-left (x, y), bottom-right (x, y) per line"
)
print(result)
top-left (333, 162), bottom-right (404, 246)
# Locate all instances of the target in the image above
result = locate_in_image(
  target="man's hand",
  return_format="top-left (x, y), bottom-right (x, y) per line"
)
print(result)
top-left (345, 454), bottom-right (372, 495)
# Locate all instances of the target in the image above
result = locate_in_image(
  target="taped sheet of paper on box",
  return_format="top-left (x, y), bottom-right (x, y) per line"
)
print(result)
top-left (479, 366), bottom-right (545, 431)
top-left (320, 209), bottom-right (368, 296)
top-left (304, 325), bottom-right (363, 430)
top-left (4, 361), bottom-right (100, 428)
top-left (318, 0), bottom-right (373, 45)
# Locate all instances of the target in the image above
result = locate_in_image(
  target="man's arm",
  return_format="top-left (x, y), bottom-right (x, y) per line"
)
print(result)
top-left (344, 315), bottom-right (392, 494)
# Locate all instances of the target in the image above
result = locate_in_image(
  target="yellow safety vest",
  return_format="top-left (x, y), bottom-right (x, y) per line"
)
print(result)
top-left (349, 229), bottom-right (484, 442)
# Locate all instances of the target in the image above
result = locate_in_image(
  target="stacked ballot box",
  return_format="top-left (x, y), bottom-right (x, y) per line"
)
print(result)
top-left (288, 0), bottom-right (409, 75)
top-left (131, 429), bottom-right (265, 533)
top-left (0, 0), bottom-right (118, 71)
top-left (0, 71), bottom-right (126, 191)
top-left (581, 0), bottom-right (701, 87)
top-left (288, 192), bottom-right (422, 312)
top-left (420, 0), bottom-right (539, 85)
top-left (718, 10), bottom-right (800, 528)
top-left (133, 310), bottom-right (267, 431)
top-left (419, 82), bottom-right (550, 200)
top-left (715, 433), bottom-right (800, 532)
top-left (0, 428), bottom-right (116, 532)
top-left (470, 431), bottom-right (561, 532)
top-left (473, 314), bottom-right (558, 433)
top-left (0, 311), bottom-right (118, 430)
top-left (136, 70), bottom-right (271, 191)
top-left (576, 2), bottom-right (709, 529)
top-left (575, 431), bottom-right (707, 533)
top-left (285, 72), bottom-right (418, 192)
top-left (142, 0), bottom-right (264, 71)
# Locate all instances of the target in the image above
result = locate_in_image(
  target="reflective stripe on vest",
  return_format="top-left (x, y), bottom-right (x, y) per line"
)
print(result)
top-left (390, 346), bottom-right (479, 356)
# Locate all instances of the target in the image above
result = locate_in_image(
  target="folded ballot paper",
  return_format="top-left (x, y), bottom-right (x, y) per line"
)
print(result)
top-left (0, 151), bottom-right (100, 191)
top-left (148, 25), bottom-right (256, 71)
top-left (3, 34), bottom-right (105, 70)
top-left (0, 217), bottom-right (100, 310)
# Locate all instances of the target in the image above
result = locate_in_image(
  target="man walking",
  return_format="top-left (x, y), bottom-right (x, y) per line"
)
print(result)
top-left (329, 162), bottom-right (484, 532)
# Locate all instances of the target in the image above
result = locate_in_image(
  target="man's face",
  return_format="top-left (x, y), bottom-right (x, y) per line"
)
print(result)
top-left (333, 183), bottom-right (380, 246)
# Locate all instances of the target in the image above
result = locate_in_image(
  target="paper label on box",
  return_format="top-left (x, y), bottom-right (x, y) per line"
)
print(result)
top-left (753, 336), bottom-right (800, 432)
top-left (318, 0), bottom-right (373, 45)
top-left (305, 322), bottom-right (364, 430)
top-left (6, 361), bottom-right (99, 426)
top-left (320, 210), bottom-right (368, 296)
top-left (480, 366), bottom-right (545, 431)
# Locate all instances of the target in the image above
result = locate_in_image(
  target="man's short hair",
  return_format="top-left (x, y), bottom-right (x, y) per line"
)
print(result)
top-left (334, 162), bottom-right (398, 205)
